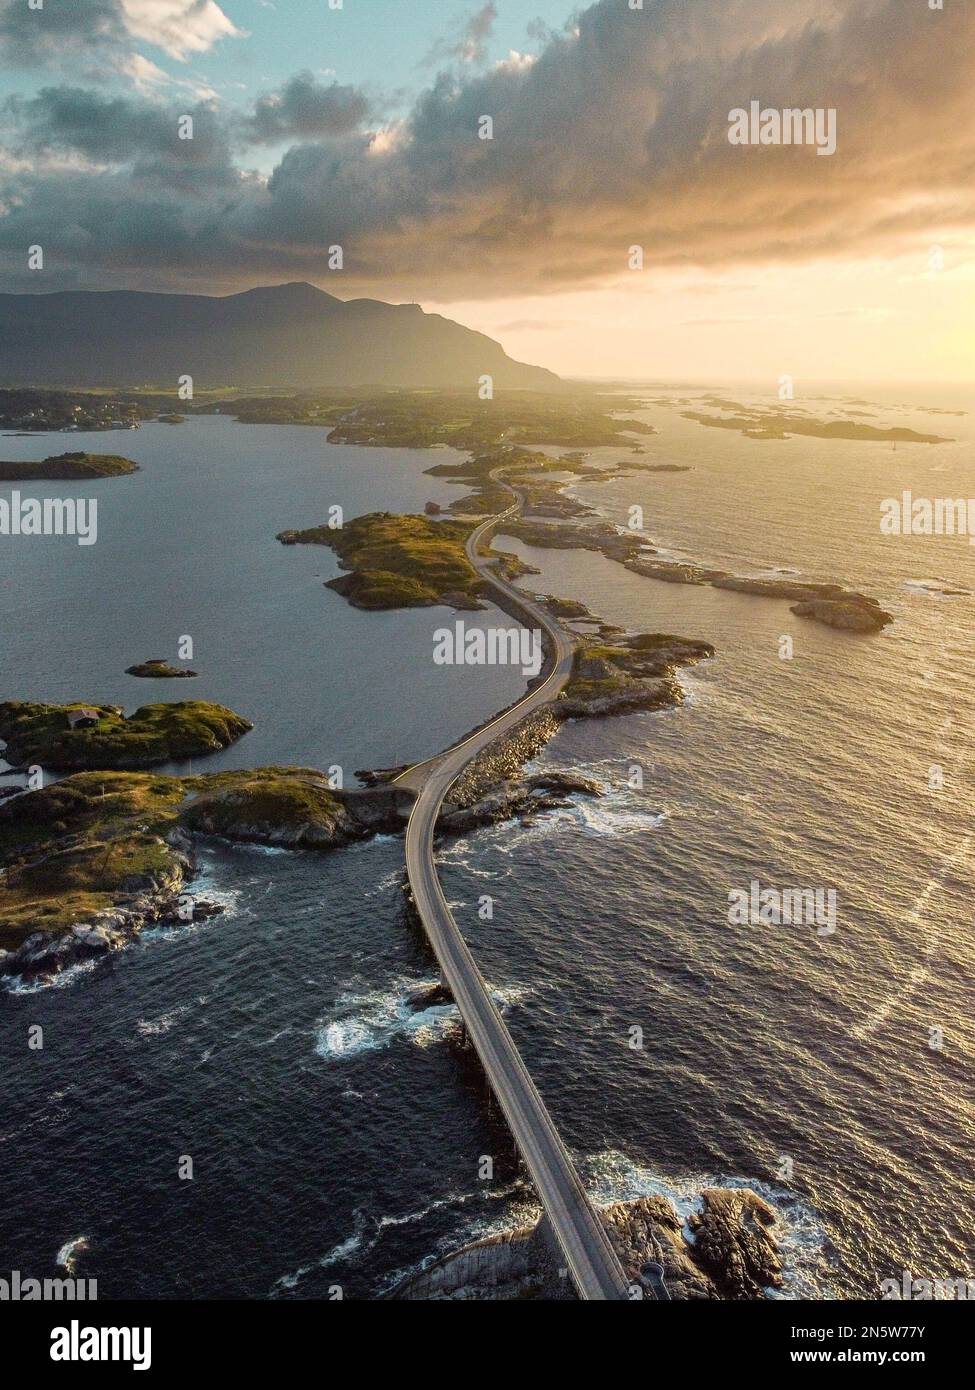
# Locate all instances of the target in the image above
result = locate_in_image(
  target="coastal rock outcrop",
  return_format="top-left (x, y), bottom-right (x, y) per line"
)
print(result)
top-left (559, 632), bottom-right (715, 719)
top-left (790, 596), bottom-right (893, 632)
top-left (125, 660), bottom-right (199, 679)
top-left (440, 771), bottom-right (603, 834)
top-left (391, 1186), bottom-right (783, 1300)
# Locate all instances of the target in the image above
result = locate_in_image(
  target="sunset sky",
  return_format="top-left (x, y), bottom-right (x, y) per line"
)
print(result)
top-left (0, 0), bottom-right (972, 382)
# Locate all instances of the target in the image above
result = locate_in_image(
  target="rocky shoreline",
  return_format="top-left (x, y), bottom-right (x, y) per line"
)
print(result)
top-left (0, 822), bottom-right (215, 981)
top-left (503, 517), bottom-right (895, 633)
top-left (0, 769), bottom-right (413, 984)
top-left (392, 1185), bottom-right (782, 1300)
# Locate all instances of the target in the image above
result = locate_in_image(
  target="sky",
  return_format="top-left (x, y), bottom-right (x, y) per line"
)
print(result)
top-left (0, 0), bottom-right (972, 382)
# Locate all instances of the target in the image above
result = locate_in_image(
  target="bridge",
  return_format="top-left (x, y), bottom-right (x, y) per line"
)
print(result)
top-left (398, 476), bottom-right (633, 1301)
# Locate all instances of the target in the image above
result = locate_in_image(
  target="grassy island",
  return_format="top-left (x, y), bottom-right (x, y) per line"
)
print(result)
top-left (0, 766), bottom-right (404, 958)
top-left (180, 767), bottom-right (349, 844)
top-left (324, 390), bottom-right (655, 450)
top-left (0, 701), bottom-right (252, 771)
top-left (0, 451), bottom-right (139, 481)
top-left (278, 511), bottom-right (484, 609)
top-left (564, 633), bottom-right (714, 708)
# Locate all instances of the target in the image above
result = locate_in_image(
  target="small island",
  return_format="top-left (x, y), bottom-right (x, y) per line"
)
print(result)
top-left (681, 406), bottom-right (950, 445)
top-left (278, 511), bottom-right (486, 610)
top-left (0, 700), bottom-right (252, 771)
top-left (125, 659), bottom-right (199, 679)
top-left (561, 632), bottom-right (715, 717)
top-left (0, 451), bottom-right (140, 481)
top-left (0, 766), bottom-right (412, 977)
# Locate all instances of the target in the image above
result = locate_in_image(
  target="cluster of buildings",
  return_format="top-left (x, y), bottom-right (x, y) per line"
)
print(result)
top-left (0, 400), bottom-right (142, 432)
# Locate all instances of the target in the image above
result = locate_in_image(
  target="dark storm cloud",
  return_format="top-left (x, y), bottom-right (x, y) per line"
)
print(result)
top-left (4, 87), bottom-right (230, 170)
top-left (246, 73), bottom-right (372, 145)
top-left (0, 0), bottom-right (126, 72)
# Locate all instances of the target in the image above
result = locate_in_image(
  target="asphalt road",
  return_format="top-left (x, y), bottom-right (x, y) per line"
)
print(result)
top-left (401, 477), bottom-right (632, 1301)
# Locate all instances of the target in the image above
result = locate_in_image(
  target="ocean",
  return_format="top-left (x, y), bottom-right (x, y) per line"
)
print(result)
top-left (1, 392), bottom-right (972, 1298)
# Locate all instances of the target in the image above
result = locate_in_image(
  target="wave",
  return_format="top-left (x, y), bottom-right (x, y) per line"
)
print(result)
top-left (374, 1186), bottom-right (541, 1297)
top-left (449, 788), bottom-right (669, 856)
top-left (273, 1182), bottom-right (539, 1297)
top-left (315, 978), bottom-right (528, 1060)
top-left (2, 957), bottom-right (99, 996)
top-left (902, 578), bottom-right (971, 596)
top-left (135, 1003), bottom-right (194, 1038)
top-left (270, 1210), bottom-right (372, 1295)
top-left (315, 980), bottom-right (461, 1059)
top-left (363, 866), bottom-right (408, 897)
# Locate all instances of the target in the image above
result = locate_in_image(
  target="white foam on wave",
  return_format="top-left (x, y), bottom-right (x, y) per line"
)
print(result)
top-left (135, 1003), bottom-right (194, 1038)
top-left (142, 873), bottom-right (242, 946)
top-left (903, 578), bottom-right (970, 596)
top-left (2, 957), bottom-right (99, 996)
top-left (56, 1236), bottom-right (89, 1273)
top-left (270, 1210), bottom-right (371, 1295)
top-left (437, 840), bottom-right (503, 877)
top-left (315, 979), bottom-right (460, 1059)
top-left (364, 866), bottom-right (408, 898)
top-left (315, 978), bottom-right (528, 1060)
top-left (272, 1181), bottom-right (539, 1297)
top-left (374, 1184), bottom-right (541, 1297)
top-left (582, 1148), bottom-right (835, 1299)
top-left (547, 794), bottom-right (668, 839)
top-left (217, 839), bottom-right (290, 857)
top-left (460, 789), bottom-right (669, 857)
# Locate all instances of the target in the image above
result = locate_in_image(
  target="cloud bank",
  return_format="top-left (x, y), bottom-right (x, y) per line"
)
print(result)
top-left (0, 0), bottom-right (972, 297)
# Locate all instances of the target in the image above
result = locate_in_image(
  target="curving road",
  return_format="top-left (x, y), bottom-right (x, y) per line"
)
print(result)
top-left (399, 476), bottom-right (632, 1301)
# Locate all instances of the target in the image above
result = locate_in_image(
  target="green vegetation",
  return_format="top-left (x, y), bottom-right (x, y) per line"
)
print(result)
top-left (278, 511), bottom-right (483, 609)
top-left (323, 389), bottom-right (655, 450)
top-left (0, 452), bottom-right (139, 480)
top-left (0, 769), bottom-right (328, 949)
top-left (204, 388), bottom-right (654, 449)
top-left (0, 701), bottom-right (252, 771)
top-left (219, 395), bottom-right (353, 426)
top-left (564, 634), bottom-right (714, 704)
top-left (180, 767), bottom-right (348, 843)
top-left (0, 771), bottom-right (186, 945)
top-left (0, 388), bottom-right (162, 432)
top-left (0, 766), bottom-right (356, 950)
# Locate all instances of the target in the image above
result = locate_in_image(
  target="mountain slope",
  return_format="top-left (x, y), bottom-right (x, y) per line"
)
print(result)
top-left (0, 283), bottom-right (559, 390)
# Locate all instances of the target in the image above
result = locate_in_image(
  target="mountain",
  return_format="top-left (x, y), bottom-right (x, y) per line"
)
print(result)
top-left (0, 282), bottom-right (559, 390)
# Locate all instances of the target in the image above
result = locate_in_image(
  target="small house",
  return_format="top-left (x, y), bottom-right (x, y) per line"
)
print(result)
top-left (67, 708), bottom-right (100, 730)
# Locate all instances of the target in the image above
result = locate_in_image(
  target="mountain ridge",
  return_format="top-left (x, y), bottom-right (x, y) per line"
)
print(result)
top-left (0, 283), bottom-right (560, 390)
